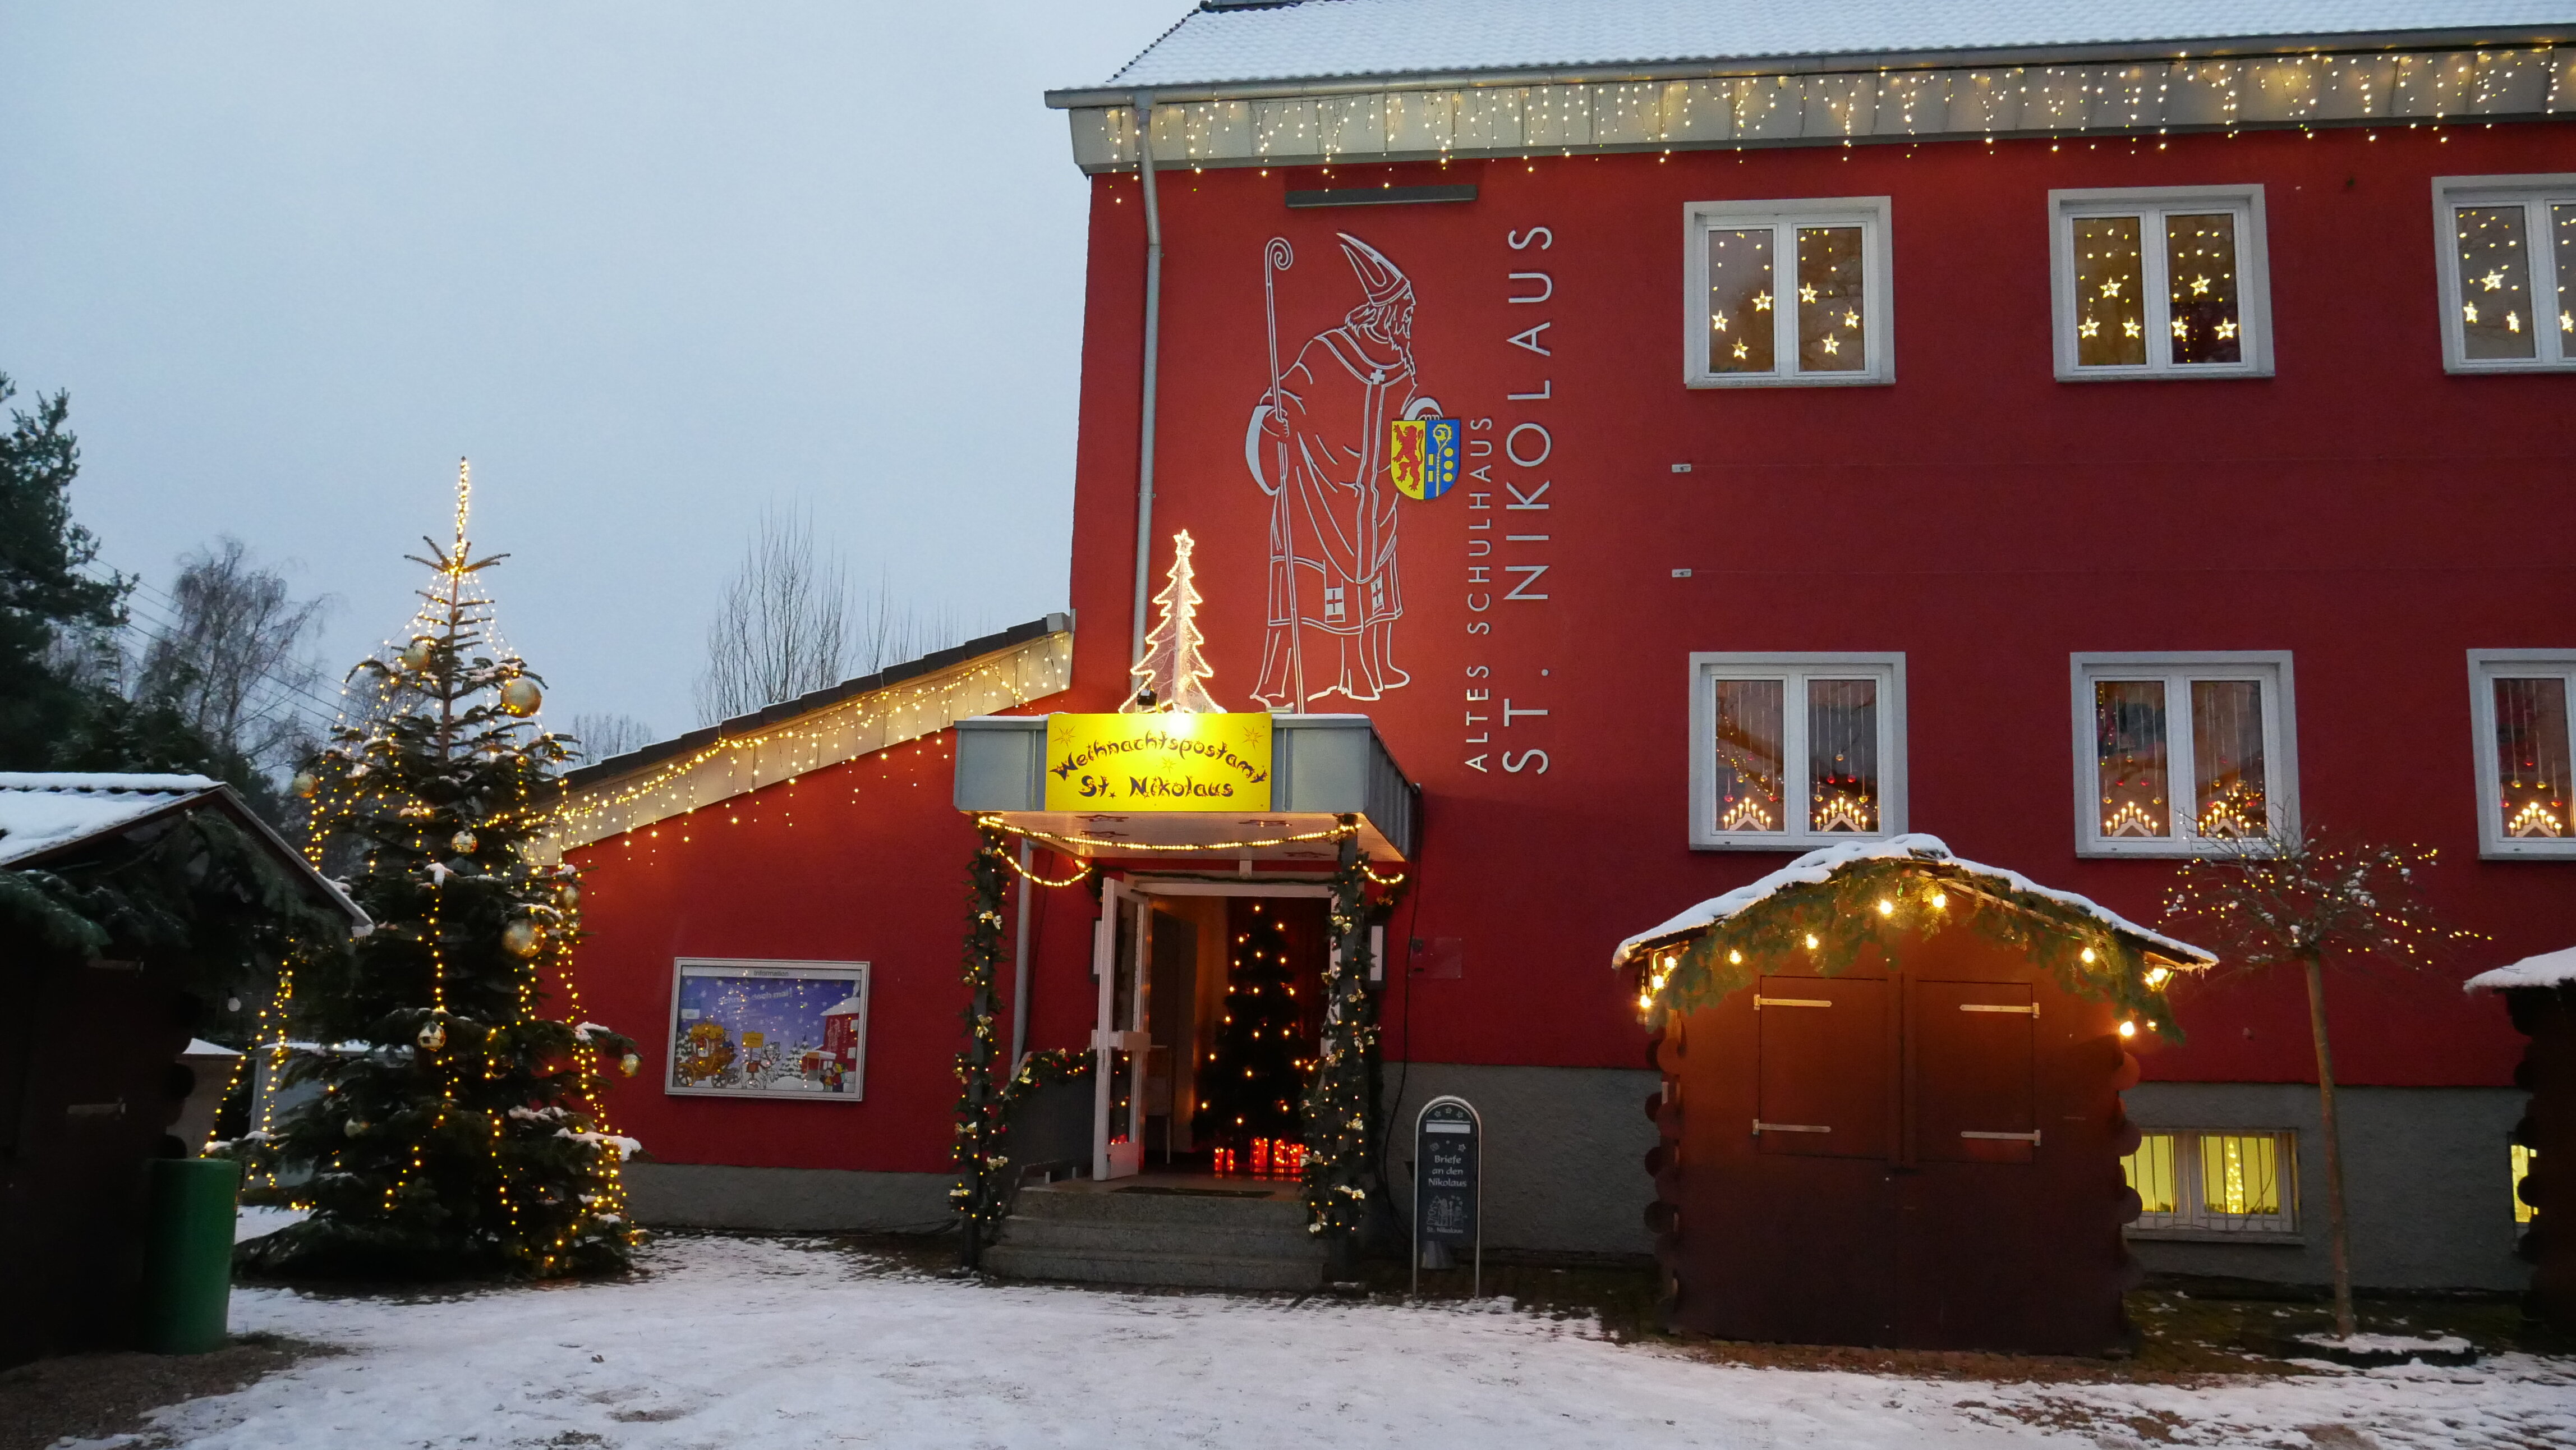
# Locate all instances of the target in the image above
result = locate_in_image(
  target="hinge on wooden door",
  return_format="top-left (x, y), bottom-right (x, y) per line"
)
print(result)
top-left (1752, 1120), bottom-right (1830, 1135)
top-left (1959, 1129), bottom-right (2041, 1144)
top-left (1958, 1003), bottom-right (2039, 1016)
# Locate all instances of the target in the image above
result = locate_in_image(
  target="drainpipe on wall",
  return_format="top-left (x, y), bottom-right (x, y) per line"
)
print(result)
top-left (1128, 90), bottom-right (1165, 686)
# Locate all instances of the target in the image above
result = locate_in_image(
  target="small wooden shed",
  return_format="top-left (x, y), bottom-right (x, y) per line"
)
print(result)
top-left (2465, 948), bottom-right (2576, 1330)
top-left (1616, 834), bottom-right (2211, 1356)
top-left (0, 774), bottom-right (365, 1367)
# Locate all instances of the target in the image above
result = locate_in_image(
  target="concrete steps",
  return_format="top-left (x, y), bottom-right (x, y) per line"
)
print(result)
top-left (983, 1178), bottom-right (1326, 1291)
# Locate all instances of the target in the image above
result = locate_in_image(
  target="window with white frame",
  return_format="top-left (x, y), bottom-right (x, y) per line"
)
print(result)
top-left (1683, 198), bottom-right (1892, 388)
top-left (2435, 175), bottom-right (2576, 372)
top-left (2072, 654), bottom-right (2296, 856)
top-left (2468, 652), bottom-right (2576, 856)
top-left (1690, 653), bottom-right (1905, 848)
top-left (2123, 1130), bottom-right (2299, 1236)
top-left (2050, 186), bottom-right (2272, 379)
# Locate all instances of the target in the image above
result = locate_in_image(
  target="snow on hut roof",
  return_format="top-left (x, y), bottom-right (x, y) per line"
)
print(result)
top-left (1610, 833), bottom-right (2215, 969)
top-left (1087, 0), bottom-right (2576, 94)
top-left (0, 771), bottom-right (367, 926)
top-left (2466, 945), bottom-right (2576, 992)
top-left (0, 773), bottom-right (225, 866)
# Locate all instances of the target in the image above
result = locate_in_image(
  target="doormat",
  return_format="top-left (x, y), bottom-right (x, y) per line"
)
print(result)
top-left (1112, 1186), bottom-right (1280, 1199)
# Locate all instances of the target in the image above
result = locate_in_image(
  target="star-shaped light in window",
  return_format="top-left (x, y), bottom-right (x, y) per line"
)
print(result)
top-left (1732, 340), bottom-right (1750, 360)
top-left (2561, 311), bottom-right (2574, 333)
top-left (2190, 275), bottom-right (2212, 296)
top-left (2100, 277), bottom-right (2126, 299)
top-left (2122, 319), bottom-right (2142, 338)
top-left (2508, 311), bottom-right (2523, 333)
top-left (2481, 269), bottom-right (2506, 291)
top-left (1820, 335), bottom-right (1841, 355)
top-left (1713, 314), bottom-right (1728, 332)
top-left (2080, 318), bottom-right (2101, 338)
top-left (2464, 301), bottom-right (2481, 323)
top-left (1752, 291), bottom-right (1773, 311)
top-left (1842, 309), bottom-right (1860, 329)
top-left (1798, 284), bottom-right (1819, 304)
top-left (2215, 319), bottom-right (2238, 340)
top-left (2172, 317), bottom-right (2189, 339)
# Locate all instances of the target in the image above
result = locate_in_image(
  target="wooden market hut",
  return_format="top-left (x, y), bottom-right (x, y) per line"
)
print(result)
top-left (2466, 948), bottom-right (2576, 1330)
top-left (1615, 834), bottom-right (2213, 1356)
top-left (0, 774), bottom-right (366, 1366)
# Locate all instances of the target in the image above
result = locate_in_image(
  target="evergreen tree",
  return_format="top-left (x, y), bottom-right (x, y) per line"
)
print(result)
top-left (240, 465), bottom-right (639, 1279)
top-left (0, 373), bottom-right (129, 764)
top-left (1194, 905), bottom-right (1305, 1159)
top-left (1125, 529), bottom-right (1223, 713)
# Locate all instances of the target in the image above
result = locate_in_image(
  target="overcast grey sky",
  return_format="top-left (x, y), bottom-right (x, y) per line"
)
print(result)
top-left (2, 1), bottom-right (1181, 738)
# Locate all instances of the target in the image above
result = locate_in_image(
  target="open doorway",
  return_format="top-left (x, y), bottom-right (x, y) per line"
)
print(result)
top-left (1092, 882), bottom-right (1329, 1181)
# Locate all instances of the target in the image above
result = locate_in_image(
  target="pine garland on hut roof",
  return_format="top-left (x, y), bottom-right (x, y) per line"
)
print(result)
top-left (1615, 833), bottom-right (2215, 1041)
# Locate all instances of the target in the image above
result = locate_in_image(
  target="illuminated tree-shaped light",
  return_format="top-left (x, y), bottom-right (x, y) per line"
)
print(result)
top-left (1124, 529), bottom-right (1225, 714)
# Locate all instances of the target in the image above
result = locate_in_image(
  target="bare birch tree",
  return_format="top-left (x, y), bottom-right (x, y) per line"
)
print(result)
top-left (695, 506), bottom-right (853, 724)
top-left (2164, 828), bottom-right (2475, 1339)
top-left (568, 712), bottom-right (656, 763)
top-left (136, 537), bottom-right (332, 777)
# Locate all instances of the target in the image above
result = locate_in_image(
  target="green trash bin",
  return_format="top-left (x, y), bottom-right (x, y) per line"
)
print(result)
top-left (141, 1157), bottom-right (239, 1354)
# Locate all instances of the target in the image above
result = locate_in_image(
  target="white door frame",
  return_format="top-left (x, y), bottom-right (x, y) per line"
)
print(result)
top-left (1091, 881), bottom-right (1149, 1180)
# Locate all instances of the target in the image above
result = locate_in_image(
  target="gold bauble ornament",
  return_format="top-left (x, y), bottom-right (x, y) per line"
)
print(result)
top-left (502, 919), bottom-right (542, 958)
top-left (399, 637), bottom-right (435, 671)
top-left (290, 770), bottom-right (319, 800)
top-left (450, 829), bottom-right (479, 855)
top-left (558, 882), bottom-right (581, 908)
top-left (499, 677), bottom-right (542, 716)
top-left (619, 1053), bottom-right (641, 1078)
top-left (417, 1018), bottom-right (447, 1052)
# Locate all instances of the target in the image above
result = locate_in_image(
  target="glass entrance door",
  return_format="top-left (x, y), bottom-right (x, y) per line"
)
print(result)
top-left (1091, 883), bottom-right (1148, 1180)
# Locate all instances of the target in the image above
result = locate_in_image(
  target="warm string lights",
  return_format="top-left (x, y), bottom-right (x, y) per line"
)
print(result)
top-left (1626, 849), bottom-right (2200, 1043)
top-left (1077, 47), bottom-right (2568, 173)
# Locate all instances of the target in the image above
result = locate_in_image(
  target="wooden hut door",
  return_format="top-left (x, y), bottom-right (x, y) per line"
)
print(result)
top-left (1753, 976), bottom-right (1890, 1158)
top-left (1912, 981), bottom-right (2038, 1164)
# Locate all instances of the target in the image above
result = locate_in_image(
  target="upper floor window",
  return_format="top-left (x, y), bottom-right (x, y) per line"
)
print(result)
top-left (1683, 197), bottom-right (1892, 388)
top-left (1690, 653), bottom-right (1906, 849)
top-left (2469, 651), bottom-right (2576, 857)
top-left (2435, 175), bottom-right (2576, 372)
top-left (2050, 186), bottom-right (2273, 380)
top-left (2072, 653), bottom-right (2297, 857)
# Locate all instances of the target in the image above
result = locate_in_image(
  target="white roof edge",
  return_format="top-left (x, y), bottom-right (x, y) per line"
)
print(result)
top-left (1059, 0), bottom-right (2576, 103)
top-left (2466, 944), bottom-right (2576, 992)
top-left (1610, 832), bottom-right (2215, 969)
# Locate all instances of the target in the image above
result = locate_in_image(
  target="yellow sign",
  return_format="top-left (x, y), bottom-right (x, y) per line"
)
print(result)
top-left (1043, 712), bottom-right (1272, 812)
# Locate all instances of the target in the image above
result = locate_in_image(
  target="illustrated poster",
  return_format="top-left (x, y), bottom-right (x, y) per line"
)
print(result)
top-left (667, 959), bottom-right (870, 1101)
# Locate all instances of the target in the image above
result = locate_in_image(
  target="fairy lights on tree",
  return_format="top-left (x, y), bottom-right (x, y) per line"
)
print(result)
top-left (238, 460), bottom-right (641, 1280)
top-left (1197, 902), bottom-right (1307, 1173)
top-left (1124, 530), bottom-right (1224, 714)
top-left (2164, 827), bottom-right (2479, 1339)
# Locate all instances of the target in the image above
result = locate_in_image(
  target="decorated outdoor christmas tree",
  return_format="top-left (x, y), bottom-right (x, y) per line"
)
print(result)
top-left (1125, 529), bottom-right (1224, 713)
top-left (1195, 905), bottom-right (1305, 1160)
top-left (237, 462), bottom-right (640, 1279)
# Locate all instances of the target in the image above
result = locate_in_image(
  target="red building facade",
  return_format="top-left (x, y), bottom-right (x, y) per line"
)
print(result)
top-left (564, 5), bottom-right (2575, 1289)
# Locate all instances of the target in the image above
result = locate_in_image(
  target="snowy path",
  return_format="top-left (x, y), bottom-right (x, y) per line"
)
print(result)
top-left (90, 1235), bottom-right (2576, 1449)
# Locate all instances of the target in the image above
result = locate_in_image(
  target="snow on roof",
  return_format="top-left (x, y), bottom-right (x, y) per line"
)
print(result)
top-left (1609, 833), bottom-right (2215, 969)
top-left (1093, 0), bottom-right (2576, 92)
top-left (2466, 944), bottom-right (2576, 992)
top-left (0, 773), bottom-right (224, 868)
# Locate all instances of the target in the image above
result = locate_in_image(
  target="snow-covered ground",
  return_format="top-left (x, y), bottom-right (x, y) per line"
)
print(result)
top-left (79, 1232), bottom-right (2576, 1449)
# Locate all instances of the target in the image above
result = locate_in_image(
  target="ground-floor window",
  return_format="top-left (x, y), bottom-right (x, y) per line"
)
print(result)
top-left (2123, 1129), bottom-right (2299, 1235)
top-left (2514, 1143), bottom-right (2538, 1227)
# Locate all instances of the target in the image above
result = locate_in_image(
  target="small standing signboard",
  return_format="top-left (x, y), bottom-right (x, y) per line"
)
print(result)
top-left (1413, 1095), bottom-right (1482, 1297)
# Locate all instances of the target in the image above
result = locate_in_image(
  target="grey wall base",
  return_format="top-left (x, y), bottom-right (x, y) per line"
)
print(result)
top-left (625, 1162), bottom-right (953, 1233)
top-left (2123, 1082), bottom-right (2527, 1293)
top-left (1385, 1063), bottom-right (1659, 1260)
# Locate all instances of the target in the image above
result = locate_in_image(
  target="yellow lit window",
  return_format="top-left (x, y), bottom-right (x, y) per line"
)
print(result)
top-left (2514, 1144), bottom-right (2537, 1226)
top-left (2122, 1128), bottom-right (2297, 1233)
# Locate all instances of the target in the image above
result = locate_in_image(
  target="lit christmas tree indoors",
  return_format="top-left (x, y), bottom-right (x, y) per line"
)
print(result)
top-left (1195, 903), bottom-right (1306, 1175)
top-left (237, 462), bottom-right (640, 1279)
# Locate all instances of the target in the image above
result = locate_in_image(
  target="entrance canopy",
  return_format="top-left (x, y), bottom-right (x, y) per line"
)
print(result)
top-left (954, 712), bottom-right (1415, 863)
